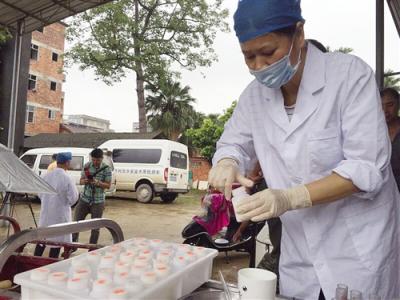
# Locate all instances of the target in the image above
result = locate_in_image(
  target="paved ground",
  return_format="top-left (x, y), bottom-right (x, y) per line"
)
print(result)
top-left (0, 191), bottom-right (250, 284)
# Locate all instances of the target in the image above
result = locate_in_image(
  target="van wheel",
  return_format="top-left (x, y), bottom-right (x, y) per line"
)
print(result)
top-left (136, 184), bottom-right (154, 203)
top-left (160, 193), bottom-right (178, 203)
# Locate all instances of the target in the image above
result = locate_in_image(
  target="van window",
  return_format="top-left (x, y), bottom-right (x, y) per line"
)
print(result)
top-left (39, 155), bottom-right (52, 169)
top-left (112, 149), bottom-right (162, 164)
top-left (39, 155), bottom-right (83, 171)
top-left (103, 155), bottom-right (114, 171)
top-left (21, 154), bottom-right (37, 168)
top-left (70, 157), bottom-right (84, 171)
top-left (170, 151), bottom-right (187, 169)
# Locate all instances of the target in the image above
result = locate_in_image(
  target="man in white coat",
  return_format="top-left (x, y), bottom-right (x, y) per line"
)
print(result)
top-left (209, 0), bottom-right (400, 299)
top-left (34, 152), bottom-right (79, 258)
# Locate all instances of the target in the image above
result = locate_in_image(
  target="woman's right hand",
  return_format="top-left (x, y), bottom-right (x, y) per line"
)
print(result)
top-left (208, 158), bottom-right (254, 200)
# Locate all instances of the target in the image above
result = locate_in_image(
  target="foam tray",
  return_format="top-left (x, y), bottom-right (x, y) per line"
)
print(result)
top-left (14, 238), bottom-right (218, 300)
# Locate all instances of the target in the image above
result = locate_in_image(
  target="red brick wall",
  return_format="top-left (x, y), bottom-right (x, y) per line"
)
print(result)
top-left (25, 23), bottom-right (65, 136)
top-left (25, 108), bottom-right (61, 134)
top-left (190, 157), bottom-right (211, 181)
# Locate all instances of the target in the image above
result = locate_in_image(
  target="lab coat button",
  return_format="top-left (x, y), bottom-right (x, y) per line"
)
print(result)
top-left (293, 177), bottom-right (302, 184)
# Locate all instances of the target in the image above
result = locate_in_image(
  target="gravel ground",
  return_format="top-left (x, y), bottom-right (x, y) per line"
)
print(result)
top-left (0, 190), bottom-right (251, 284)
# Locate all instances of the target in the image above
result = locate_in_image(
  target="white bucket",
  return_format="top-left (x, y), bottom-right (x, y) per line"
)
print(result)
top-left (238, 268), bottom-right (276, 300)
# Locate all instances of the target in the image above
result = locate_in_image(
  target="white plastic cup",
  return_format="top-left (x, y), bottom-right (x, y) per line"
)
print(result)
top-left (30, 267), bottom-right (50, 281)
top-left (91, 278), bottom-right (112, 297)
top-left (109, 287), bottom-right (128, 300)
top-left (48, 272), bottom-right (67, 287)
top-left (238, 268), bottom-right (276, 300)
top-left (67, 277), bottom-right (88, 291)
top-left (231, 187), bottom-right (250, 222)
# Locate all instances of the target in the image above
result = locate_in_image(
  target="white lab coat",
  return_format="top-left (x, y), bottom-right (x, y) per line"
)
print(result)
top-left (213, 43), bottom-right (400, 299)
top-left (38, 168), bottom-right (79, 244)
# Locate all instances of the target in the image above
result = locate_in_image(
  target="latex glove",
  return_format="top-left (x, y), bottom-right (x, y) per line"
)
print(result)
top-left (236, 185), bottom-right (312, 222)
top-left (208, 158), bottom-right (254, 200)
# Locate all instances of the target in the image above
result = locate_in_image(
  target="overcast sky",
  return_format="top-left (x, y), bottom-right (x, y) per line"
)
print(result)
top-left (63, 0), bottom-right (400, 132)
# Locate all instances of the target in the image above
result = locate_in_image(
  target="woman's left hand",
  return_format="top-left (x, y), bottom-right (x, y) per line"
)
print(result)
top-left (236, 185), bottom-right (312, 222)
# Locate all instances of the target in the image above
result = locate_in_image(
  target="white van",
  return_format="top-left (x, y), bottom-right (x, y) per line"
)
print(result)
top-left (99, 139), bottom-right (189, 203)
top-left (20, 147), bottom-right (116, 196)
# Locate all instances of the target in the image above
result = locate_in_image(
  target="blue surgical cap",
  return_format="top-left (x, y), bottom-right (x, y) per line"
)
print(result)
top-left (234, 0), bottom-right (305, 43)
top-left (56, 152), bottom-right (72, 163)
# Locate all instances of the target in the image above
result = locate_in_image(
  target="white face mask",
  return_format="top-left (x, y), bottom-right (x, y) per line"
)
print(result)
top-left (249, 38), bottom-right (301, 89)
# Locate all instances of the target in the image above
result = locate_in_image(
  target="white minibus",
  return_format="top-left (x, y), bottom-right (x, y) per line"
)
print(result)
top-left (99, 139), bottom-right (189, 203)
top-left (20, 147), bottom-right (116, 196)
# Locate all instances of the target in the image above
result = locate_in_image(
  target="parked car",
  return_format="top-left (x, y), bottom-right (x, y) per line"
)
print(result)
top-left (98, 139), bottom-right (189, 203)
top-left (20, 147), bottom-right (116, 196)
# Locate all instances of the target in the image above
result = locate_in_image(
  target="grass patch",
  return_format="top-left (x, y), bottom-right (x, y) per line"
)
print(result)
top-left (176, 189), bottom-right (207, 205)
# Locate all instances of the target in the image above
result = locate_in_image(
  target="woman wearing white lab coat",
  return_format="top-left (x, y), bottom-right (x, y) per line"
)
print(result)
top-left (209, 1), bottom-right (400, 299)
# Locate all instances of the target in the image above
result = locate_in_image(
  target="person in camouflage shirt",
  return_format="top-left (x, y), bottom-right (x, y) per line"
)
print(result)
top-left (72, 148), bottom-right (112, 244)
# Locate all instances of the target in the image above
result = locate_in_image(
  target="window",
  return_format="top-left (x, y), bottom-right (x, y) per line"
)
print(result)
top-left (39, 155), bottom-right (83, 171)
top-left (25, 105), bottom-right (35, 123)
top-left (30, 44), bottom-right (38, 60)
top-left (112, 149), bottom-right (162, 164)
top-left (39, 155), bottom-right (52, 170)
top-left (52, 52), bottom-right (58, 62)
top-left (70, 157), bottom-right (84, 171)
top-left (28, 74), bottom-right (36, 90)
top-left (170, 151), bottom-right (188, 169)
top-left (48, 110), bottom-right (56, 120)
top-left (50, 81), bottom-right (57, 91)
top-left (36, 27), bottom-right (43, 33)
top-left (20, 155), bottom-right (37, 168)
top-left (103, 154), bottom-right (115, 171)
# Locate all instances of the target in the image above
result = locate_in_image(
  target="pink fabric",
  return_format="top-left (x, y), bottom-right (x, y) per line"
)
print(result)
top-left (193, 193), bottom-right (231, 236)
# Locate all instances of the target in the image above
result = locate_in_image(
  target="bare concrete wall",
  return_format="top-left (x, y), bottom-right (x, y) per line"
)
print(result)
top-left (0, 32), bottom-right (31, 154)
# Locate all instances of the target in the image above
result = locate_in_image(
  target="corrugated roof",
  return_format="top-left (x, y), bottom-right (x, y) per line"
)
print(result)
top-left (60, 123), bottom-right (110, 134)
top-left (24, 131), bottom-right (165, 149)
top-left (0, 0), bottom-right (113, 34)
top-left (388, 0), bottom-right (400, 36)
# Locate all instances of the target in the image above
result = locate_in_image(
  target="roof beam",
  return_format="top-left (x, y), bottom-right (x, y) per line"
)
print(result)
top-left (50, 0), bottom-right (78, 14)
top-left (0, 0), bottom-right (48, 25)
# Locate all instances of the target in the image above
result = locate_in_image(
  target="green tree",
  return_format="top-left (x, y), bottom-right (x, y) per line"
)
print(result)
top-left (384, 69), bottom-right (400, 91)
top-left (0, 26), bottom-right (11, 44)
top-left (326, 45), bottom-right (353, 54)
top-left (66, 0), bottom-right (229, 133)
top-left (145, 80), bottom-right (196, 141)
top-left (186, 101), bottom-right (237, 161)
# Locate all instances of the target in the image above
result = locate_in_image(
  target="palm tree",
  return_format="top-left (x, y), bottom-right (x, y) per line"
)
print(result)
top-left (384, 69), bottom-right (400, 91)
top-left (145, 80), bottom-right (196, 141)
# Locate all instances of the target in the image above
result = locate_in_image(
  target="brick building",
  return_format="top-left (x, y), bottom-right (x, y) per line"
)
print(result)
top-left (190, 156), bottom-right (211, 182)
top-left (63, 114), bottom-right (112, 133)
top-left (24, 23), bottom-right (66, 136)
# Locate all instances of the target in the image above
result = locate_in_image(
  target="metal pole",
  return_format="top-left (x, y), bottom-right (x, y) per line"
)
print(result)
top-left (7, 20), bottom-right (23, 152)
top-left (376, 0), bottom-right (385, 89)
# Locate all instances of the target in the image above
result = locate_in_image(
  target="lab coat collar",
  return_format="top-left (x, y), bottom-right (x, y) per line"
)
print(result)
top-left (286, 43), bottom-right (326, 137)
top-left (261, 43), bottom-right (326, 136)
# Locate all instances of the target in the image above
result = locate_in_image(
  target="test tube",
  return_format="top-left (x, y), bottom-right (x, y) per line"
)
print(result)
top-left (335, 284), bottom-right (348, 300)
top-left (350, 289), bottom-right (362, 300)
